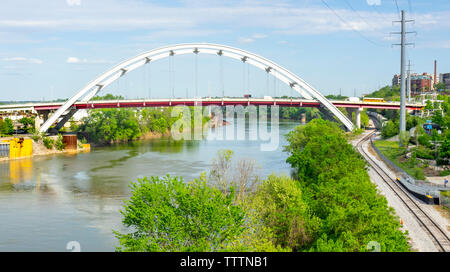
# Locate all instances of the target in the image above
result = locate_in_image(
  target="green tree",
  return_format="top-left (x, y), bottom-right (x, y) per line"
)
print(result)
top-left (425, 100), bottom-right (434, 110)
top-left (381, 120), bottom-right (398, 139)
top-left (19, 117), bottom-right (35, 133)
top-left (249, 174), bottom-right (320, 250)
top-left (115, 175), bottom-right (246, 252)
top-left (285, 119), bottom-right (410, 252)
top-left (439, 133), bottom-right (450, 159)
top-left (92, 93), bottom-right (124, 100)
top-left (435, 82), bottom-right (446, 91)
top-left (399, 131), bottom-right (411, 147)
top-left (432, 110), bottom-right (444, 127)
top-left (0, 118), bottom-right (14, 135)
top-left (77, 108), bottom-right (142, 143)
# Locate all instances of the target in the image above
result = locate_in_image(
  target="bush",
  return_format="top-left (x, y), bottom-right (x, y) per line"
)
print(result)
top-left (54, 134), bottom-right (65, 151)
top-left (412, 167), bottom-right (426, 180)
top-left (418, 134), bottom-right (432, 148)
top-left (31, 132), bottom-right (44, 142)
top-left (42, 137), bottom-right (54, 149)
top-left (413, 147), bottom-right (435, 160)
top-left (382, 120), bottom-right (398, 139)
top-left (249, 174), bottom-right (320, 250)
top-left (115, 175), bottom-right (247, 252)
top-left (437, 158), bottom-right (450, 166)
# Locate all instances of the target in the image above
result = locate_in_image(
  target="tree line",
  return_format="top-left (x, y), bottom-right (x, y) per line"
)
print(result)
top-left (114, 119), bottom-right (410, 252)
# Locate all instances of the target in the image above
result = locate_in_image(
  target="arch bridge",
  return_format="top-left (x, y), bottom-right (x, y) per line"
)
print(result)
top-left (39, 43), bottom-right (358, 132)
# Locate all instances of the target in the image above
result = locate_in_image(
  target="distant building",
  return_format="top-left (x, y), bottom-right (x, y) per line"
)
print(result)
top-left (392, 74), bottom-right (401, 87)
top-left (439, 73), bottom-right (450, 90)
top-left (411, 73), bottom-right (433, 94)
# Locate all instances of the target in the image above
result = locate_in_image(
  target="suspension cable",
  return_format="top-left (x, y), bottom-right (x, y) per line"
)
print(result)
top-left (247, 62), bottom-right (250, 94)
top-left (242, 61), bottom-right (246, 93)
top-left (195, 53), bottom-right (198, 97)
top-left (169, 55), bottom-right (174, 98)
top-left (273, 70), bottom-right (277, 98)
top-left (148, 62), bottom-right (151, 99)
top-left (219, 55), bottom-right (224, 97)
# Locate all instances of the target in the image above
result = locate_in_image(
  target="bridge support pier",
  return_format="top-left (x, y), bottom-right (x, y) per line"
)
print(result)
top-left (35, 110), bottom-right (50, 132)
top-left (355, 108), bottom-right (362, 130)
top-left (346, 108), bottom-right (363, 130)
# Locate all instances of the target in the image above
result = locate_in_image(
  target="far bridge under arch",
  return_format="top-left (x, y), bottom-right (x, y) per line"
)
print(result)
top-left (39, 43), bottom-right (354, 132)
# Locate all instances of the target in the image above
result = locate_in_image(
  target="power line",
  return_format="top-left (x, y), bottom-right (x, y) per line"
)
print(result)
top-left (320, 0), bottom-right (385, 47)
top-left (342, 0), bottom-right (372, 29)
top-left (393, 0), bottom-right (401, 18)
top-left (342, 0), bottom-right (391, 41)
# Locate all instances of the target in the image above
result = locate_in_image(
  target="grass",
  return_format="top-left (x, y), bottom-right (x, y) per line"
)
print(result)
top-left (374, 140), bottom-right (426, 180)
top-left (346, 128), bottom-right (364, 141)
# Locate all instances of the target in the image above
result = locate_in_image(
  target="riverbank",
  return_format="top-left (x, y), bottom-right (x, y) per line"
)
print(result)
top-left (0, 120), bottom-right (298, 251)
top-left (0, 136), bottom-right (90, 162)
top-left (85, 130), bottom-right (171, 147)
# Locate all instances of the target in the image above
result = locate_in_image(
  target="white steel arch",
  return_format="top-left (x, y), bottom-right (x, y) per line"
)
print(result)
top-left (40, 43), bottom-right (354, 132)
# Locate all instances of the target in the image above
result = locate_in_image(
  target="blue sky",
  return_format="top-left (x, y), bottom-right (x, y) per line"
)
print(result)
top-left (1, 0), bottom-right (449, 101)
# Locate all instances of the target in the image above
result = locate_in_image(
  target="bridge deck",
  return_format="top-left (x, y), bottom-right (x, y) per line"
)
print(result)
top-left (0, 98), bottom-right (425, 112)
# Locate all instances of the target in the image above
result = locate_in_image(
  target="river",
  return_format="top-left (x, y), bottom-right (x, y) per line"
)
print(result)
top-left (0, 120), bottom-right (299, 251)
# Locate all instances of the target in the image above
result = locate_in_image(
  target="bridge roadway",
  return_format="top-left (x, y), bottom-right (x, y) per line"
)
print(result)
top-left (0, 98), bottom-right (425, 112)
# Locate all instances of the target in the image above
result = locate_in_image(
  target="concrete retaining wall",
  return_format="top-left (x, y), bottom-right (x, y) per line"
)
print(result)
top-left (370, 138), bottom-right (449, 204)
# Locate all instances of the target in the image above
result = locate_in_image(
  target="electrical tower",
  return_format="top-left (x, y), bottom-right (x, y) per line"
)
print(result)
top-left (392, 10), bottom-right (415, 143)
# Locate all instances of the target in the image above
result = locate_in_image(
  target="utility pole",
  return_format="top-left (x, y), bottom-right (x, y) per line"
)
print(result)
top-left (407, 60), bottom-right (412, 103)
top-left (392, 10), bottom-right (415, 144)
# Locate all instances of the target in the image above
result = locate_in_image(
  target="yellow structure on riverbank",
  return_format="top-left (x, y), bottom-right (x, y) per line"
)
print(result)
top-left (7, 138), bottom-right (33, 158)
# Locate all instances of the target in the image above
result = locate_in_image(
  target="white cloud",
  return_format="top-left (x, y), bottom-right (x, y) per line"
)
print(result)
top-left (252, 33), bottom-right (268, 39)
top-left (66, 57), bottom-right (80, 63)
top-left (0, 0), bottom-right (448, 39)
top-left (366, 0), bottom-right (381, 6)
top-left (0, 0), bottom-right (393, 35)
top-left (66, 57), bottom-right (111, 64)
top-left (238, 37), bottom-right (254, 44)
top-left (238, 33), bottom-right (267, 44)
top-left (417, 40), bottom-right (450, 49)
top-left (66, 0), bottom-right (81, 6)
top-left (2, 57), bottom-right (43, 64)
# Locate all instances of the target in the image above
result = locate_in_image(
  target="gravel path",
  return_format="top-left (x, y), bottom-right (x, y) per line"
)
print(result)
top-left (352, 131), bottom-right (443, 252)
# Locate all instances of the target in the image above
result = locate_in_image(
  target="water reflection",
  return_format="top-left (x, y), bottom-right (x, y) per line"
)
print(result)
top-left (9, 158), bottom-right (33, 184)
top-left (0, 120), bottom-right (299, 251)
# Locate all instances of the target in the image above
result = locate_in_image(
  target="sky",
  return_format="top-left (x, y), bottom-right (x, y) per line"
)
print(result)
top-left (1, 0), bottom-right (449, 101)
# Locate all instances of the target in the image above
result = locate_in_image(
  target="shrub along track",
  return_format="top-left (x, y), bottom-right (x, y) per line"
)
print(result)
top-left (356, 130), bottom-right (450, 252)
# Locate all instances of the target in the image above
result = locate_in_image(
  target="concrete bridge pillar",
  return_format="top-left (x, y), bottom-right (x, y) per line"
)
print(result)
top-left (35, 110), bottom-right (50, 132)
top-left (345, 108), bottom-right (363, 130)
top-left (355, 108), bottom-right (363, 130)
top-left (34, 115), bottom-right (41, 132)
top-left (301, 113), bottom-right (306, 125)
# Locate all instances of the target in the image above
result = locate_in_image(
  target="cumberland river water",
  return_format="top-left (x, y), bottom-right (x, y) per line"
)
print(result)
top-left (0, 120), bottom-right (298, 251)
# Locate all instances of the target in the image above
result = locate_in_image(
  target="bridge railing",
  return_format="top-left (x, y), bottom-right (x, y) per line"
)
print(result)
top-left (370, 137), bottom-right (448, 203)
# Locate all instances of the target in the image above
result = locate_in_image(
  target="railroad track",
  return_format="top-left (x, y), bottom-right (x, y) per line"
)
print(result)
top-left (356, 130), bottom-right (450, 252)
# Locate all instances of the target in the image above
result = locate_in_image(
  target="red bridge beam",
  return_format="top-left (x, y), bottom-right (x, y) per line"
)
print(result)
top-left (32, 100), bottom-right (424, 111)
